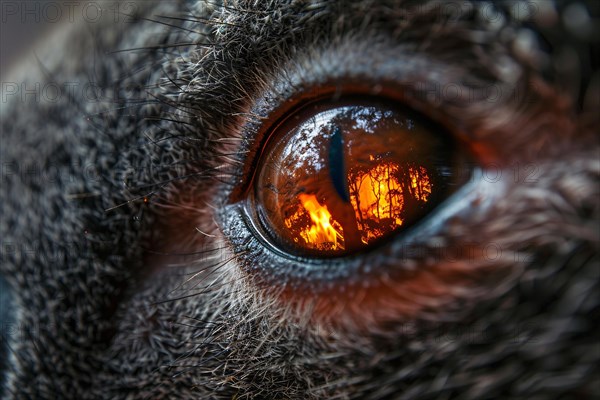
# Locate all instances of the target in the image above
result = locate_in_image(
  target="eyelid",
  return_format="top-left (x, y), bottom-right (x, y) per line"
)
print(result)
top-left (224, 40), bottom-right (516, 204)
top-left (219, 166), bottom-right (500, 300)
top-left (220, 93), bottom-right (500, 286)
top-left (217, 40), bottom-right (507, 256)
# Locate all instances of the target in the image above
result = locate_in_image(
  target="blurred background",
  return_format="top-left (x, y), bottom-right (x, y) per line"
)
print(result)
top-left (1, 0), bottom-right (65, 76)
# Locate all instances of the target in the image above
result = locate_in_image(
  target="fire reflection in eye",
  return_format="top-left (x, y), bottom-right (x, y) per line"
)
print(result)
top-left (291, 194), bottom-right (344, 250)
top-left (283, 162), bottom-right (432, 251)
top-left (255, 98), bottom-right (456, 257)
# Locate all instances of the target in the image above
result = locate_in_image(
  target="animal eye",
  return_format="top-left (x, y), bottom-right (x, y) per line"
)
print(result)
top-left (248, 95), bottom-right (470, 258)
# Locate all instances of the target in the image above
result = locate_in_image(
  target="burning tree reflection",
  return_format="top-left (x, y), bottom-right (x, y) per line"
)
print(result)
top-left (283, 160), bottom-right (433, 251)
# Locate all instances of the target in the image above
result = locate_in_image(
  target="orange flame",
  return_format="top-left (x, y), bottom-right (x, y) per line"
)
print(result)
top-left (296, 194), bottom-right (344, 250)
top-left (283, 161), bottom-right (433, 252)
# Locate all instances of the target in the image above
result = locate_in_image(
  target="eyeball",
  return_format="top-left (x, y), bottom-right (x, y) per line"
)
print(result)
top-left (251, 96), bottom-right (469, 258)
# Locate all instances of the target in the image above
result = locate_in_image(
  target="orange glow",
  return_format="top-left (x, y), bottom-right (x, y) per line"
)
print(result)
top-left (283, 161), bottom-right (433, 253)
top-left (285, 194), bottom-right (345, 250)
top-left (350, 163), bottom-right (403, 243)
top-left (349, 162), bottom-right (433, 244)
top-left (410, 166), bottom-right (432, 201)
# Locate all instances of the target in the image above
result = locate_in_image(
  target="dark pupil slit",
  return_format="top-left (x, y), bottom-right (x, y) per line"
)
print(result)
top-left (328, 125), bottom-right (351, 203)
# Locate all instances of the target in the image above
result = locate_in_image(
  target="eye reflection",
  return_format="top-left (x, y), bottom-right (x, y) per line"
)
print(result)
top-left (253, 97), bottom-right (462, 257)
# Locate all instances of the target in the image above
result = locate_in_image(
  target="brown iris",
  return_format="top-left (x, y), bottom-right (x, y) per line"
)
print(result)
top-left (253, 97), bottom-right (456, 257)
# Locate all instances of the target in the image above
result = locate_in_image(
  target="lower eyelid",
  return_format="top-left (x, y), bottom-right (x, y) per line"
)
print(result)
top-left (218, 144), bottom-right (525, 300)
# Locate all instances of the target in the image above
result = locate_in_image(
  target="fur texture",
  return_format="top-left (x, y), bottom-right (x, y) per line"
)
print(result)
top-left (0, 0), bottom-right (598, 398)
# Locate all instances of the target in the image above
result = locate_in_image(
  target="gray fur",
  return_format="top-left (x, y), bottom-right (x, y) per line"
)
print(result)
top-left (0, 0), bottom-right (598, 398)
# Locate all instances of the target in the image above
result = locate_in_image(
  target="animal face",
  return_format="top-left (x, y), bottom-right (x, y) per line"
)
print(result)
top-left (1, 1), bottom-right (598, 398)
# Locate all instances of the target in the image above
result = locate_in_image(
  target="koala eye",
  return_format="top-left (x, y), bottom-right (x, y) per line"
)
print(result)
top-left (248, 96), bottom-right (471, 258)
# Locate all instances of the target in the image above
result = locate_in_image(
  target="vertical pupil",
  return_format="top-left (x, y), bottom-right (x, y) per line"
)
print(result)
top-left (328, 126), bottom-right (351, 203)
top-left (255, 99), bottom-right (450, 257)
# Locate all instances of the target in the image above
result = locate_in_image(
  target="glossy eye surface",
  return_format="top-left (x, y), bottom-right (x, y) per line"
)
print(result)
top-left (251, 96), bottom-right (468, 257)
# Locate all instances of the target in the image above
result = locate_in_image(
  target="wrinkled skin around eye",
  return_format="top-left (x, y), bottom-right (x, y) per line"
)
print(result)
top-left (0, 0), bottom-right (598, 399)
